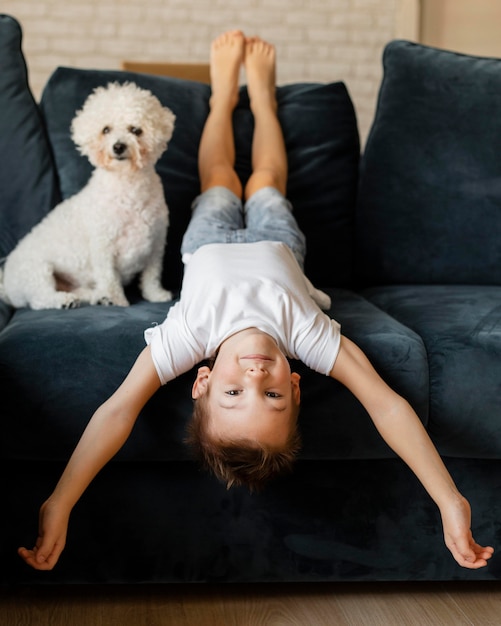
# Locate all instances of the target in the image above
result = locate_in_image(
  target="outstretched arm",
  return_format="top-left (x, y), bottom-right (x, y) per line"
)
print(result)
top-left (330, 336), bottom-right (494, 569)
top-left (18, 346), bottom-right (161, 571)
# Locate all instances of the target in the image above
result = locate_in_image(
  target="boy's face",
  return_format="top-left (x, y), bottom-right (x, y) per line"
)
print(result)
top-left (192, 329), bottom-right (300, 448)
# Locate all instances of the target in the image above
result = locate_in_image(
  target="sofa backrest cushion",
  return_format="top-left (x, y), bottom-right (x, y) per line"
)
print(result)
top-left (356, 40), bottom-right (501, 286)
top-left (0, 15), bottom-right (59, 259)
top-left (40, 69), bottom-right (359, 289)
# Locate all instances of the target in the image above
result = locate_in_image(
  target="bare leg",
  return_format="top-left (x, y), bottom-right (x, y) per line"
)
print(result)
top-left (198, 30), bottom-right (244, 197)
top-left (244, 37), bottom-right (287, 200)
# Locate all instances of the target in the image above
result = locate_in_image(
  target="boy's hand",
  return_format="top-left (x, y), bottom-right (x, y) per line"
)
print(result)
top-left (18, 499), bottom-right (70, 571)
top-left (440, 495), bottom-right (494, 569)
top-left (17, 348), bottom-right (161, 572)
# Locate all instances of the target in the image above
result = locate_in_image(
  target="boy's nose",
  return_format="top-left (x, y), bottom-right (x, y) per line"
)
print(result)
top-left (245, 365), bottom-right (268, 377)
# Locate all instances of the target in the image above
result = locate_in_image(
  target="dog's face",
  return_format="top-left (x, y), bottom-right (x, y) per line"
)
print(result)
top-left (71, 82), bottom-right (176, 172)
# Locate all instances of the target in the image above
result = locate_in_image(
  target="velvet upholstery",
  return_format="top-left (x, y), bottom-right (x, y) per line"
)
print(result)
top-left (0, 15), bottom-right (59, 259)
top-left (0, 289), bottom-right (428, 464)
top-left (5, 458), bottom-right (501, 583)
top-left (356, 40), bottom-right (501, 286)
top-left (1, 14), bottom-right (501, 584)
top-left (0, 301), bottom-right (12, 331)
top-left (363, 285), bottom-right (501, 458)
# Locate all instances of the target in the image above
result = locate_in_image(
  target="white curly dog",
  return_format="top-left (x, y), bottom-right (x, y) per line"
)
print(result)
top-left (0, 81), bottom-right (176, 310)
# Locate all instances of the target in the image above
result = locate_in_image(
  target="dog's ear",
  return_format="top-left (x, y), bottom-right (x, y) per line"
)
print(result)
top-left (70, 85), bottom-right (108, 158)
top-left (70, 103), bottom-right (88, 156)
top-left (158, 107), bottom-right (176, 144)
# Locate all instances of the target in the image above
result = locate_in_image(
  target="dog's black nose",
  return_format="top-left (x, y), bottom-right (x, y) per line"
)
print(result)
top-left (113, 142), bottom-right (127, 156)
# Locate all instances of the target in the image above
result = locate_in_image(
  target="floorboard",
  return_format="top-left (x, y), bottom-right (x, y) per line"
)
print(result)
top-left (1, 582), bottom-right (500, 625)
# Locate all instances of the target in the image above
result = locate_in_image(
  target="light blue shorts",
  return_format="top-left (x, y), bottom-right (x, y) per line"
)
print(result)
top-left (180, 186), bottom-right (306, 268)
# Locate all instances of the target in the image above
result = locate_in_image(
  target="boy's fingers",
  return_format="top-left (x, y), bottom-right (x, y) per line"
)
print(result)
top-left (470, 538), bottom-right (494, 557)
top-left (18, 546), bottom-right (48, 570)
top-left (18, 539), bottom-right (63, 571)
top-left (18, 551), bottom-right (55, 571)
top-left (449, 538), bottom-right (492, 569)
top-left (18, 547), bottom-right (30, 559)
top-left (36, 538), bottom-right (64, 567)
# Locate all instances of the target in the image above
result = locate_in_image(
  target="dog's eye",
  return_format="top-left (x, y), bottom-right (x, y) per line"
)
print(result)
top-left (102, 126), bottom-right (111, 135)
top-left (129, 126), bottom-right (143, 136)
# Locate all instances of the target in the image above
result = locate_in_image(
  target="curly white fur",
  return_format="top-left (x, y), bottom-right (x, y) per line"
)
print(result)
top-left (0, 81), bottom-right (176, 310)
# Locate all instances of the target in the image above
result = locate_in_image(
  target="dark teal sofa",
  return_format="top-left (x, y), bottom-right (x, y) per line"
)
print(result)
top-left (1, 14), bottom-right (500, 583)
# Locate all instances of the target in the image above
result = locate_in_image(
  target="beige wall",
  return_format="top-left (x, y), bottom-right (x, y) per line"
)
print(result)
top-left (2, 0), bottom-right (419, 145)
top-left (421, 0), bottom-right (501, 58)
top-left (4, 1), bottom-right (497, 144)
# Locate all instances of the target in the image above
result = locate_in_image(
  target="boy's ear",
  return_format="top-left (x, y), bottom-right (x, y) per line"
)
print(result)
top-left (291, 372), bottom-right (301, 404)
top-left (192, 365), bottom-right (211, 399)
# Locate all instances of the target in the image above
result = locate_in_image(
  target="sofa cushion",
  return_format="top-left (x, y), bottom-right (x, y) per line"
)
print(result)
top-left (0, 14), bottom-right (59, 259)
top-left (356, 40), bottom-right (501, 286)
top-left (0, 291), bottom-right (428, 463)
top-left (0, 301), bottom-right (12, 331)
top-left (364, 285), bottom-right (501, 458)
top-left (40, 69), bottom-right (359, 290)
top-left (298, 288), bottom-right (429, 460)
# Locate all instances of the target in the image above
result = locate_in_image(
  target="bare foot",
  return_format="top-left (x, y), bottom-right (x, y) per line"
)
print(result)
top-left (244, 36), bottom-right (277, 112)
top-left (210, 30), bottom-right (245, 110)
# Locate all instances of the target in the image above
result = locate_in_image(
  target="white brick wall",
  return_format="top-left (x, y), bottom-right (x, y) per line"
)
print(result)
top-left (1, 0), bottom-right (413, 143)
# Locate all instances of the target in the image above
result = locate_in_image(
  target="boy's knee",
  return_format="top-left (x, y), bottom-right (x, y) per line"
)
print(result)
top-left (245, 169), bottom-right (286, 200)
top-left (202, 167), bottom-right (242, 199)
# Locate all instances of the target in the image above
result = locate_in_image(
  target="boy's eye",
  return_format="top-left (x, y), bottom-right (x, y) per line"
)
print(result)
top-left (224, 390), bottom-right (282, 398)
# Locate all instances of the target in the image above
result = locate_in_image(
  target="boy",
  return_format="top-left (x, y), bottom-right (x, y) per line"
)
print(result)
top-left (19, 31), bottom-right (494, 571)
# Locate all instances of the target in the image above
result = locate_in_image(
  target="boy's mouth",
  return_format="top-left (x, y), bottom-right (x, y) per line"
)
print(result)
top-left (241, 355), bottom-right (273, 361)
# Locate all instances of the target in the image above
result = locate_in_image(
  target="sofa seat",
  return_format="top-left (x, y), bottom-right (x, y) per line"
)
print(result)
top-left (364, 285), bottom-right (501, 458)
top-left (0, 288), bottom-right (428, 465)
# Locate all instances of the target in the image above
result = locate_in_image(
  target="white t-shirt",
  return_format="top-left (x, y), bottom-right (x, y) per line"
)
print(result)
top-left (144, 242), bottom-right (341, 384)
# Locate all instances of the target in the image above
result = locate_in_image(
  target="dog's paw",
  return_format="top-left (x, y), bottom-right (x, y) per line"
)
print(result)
top-left (30, 292), bottom-right (81, 310)
top-left (96, 296), bottom-right (114, 306)
top-left (90, 292), bottom-right (129, 307)
top-left (155, 289), bottom-right (173, 302)
top-left (110, 294), bottom-right (130, 307)
top-left (143, 288), bottom-right (173, 303)
top-left (62, 297), bottom-right (81, 309)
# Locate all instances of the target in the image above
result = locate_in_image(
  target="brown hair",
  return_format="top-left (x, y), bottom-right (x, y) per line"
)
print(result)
top-left (185, 392), bottom-right (301, 492)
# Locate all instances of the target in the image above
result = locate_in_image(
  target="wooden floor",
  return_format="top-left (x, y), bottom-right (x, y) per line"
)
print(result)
top-left (1, 582), bottom-right (500, 625)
